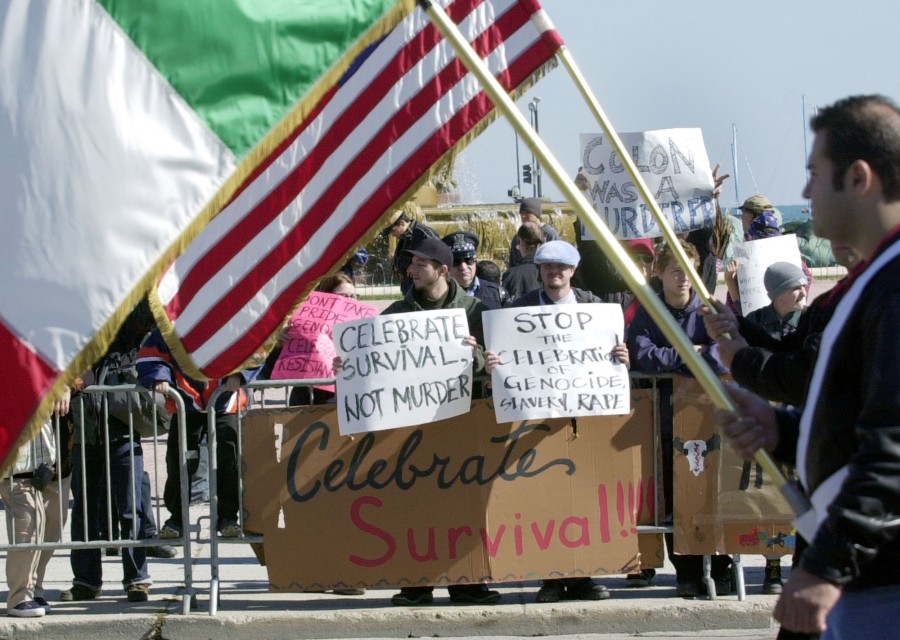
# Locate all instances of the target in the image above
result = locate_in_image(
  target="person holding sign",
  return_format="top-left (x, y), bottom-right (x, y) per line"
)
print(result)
top-left (714, 95), bottom-right (900, 638)
top-left (366, 236), bottom-right (497, 606)
top-left (626, 240), bottom-right (733, 598)
top-left (746, 263), bottom-right (809, 339)
top-left (485, 240), bottom-right (627, 603)
top-left (724, 205), bottom-right (813, 317)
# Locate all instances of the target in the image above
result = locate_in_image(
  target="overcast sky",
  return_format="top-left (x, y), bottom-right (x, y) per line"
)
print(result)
top-left (458, 0), bottom-right (899, 208)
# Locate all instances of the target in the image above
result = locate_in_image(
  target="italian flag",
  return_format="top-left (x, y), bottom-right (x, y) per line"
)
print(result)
top-left (0, 0), bottom-right (407, 467)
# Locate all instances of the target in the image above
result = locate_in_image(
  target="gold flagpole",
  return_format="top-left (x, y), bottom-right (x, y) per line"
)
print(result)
top-left (556, 46), bottom-right (714, 300)
top-left (418, 0), bottom-right (811, 520)
top-left (552, 46), bottom-right (799, 494)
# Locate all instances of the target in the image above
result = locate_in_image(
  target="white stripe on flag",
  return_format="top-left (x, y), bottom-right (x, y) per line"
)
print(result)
top-left (162, 0), bottom-right (519, 331)
top-left (192, 24), bottom-right (543, 367)
top-left (157, 0), bottom-right (559, 375)
top-left (0, 0), bottom-right (234, 369)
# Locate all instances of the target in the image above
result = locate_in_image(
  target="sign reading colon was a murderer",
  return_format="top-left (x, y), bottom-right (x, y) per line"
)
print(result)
top-left (271, 292), bottom-right (378, 390)
top-left (240, 400), bottom-right (648, 592)
top-left (483, 304), bottom-right (629, 423)
top-left (578, 128), bottom-right (716, 240)
top-left (334, 309), bottom-right (474, 435)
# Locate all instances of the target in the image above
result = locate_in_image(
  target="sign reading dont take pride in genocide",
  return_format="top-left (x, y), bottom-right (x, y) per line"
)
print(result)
top-left (578, 128), bottom-right (716, 240)
top-left (483, 304), bottom-right (629, 423)
top-left (271, 292), bottom-right (378, 390)
top-left (334, 309), bottom-right (474, 435)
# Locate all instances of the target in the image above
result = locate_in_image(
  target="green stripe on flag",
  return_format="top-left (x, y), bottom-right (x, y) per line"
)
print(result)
top-left (99, 0), bottom-right (401, 157)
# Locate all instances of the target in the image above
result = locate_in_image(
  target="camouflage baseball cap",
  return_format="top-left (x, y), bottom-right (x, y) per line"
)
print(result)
top-left (740, 194), bottom-right (775, 213)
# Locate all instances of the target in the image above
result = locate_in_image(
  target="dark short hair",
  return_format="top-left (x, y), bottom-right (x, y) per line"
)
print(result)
top-left (811, 95), bottom-right (900, 201)
top-left (654, 239), bottom-right (699, 274)
top-left (476, 260), bottom-right (502, 284)
top-left (516, 221), bottom-right (545, 247)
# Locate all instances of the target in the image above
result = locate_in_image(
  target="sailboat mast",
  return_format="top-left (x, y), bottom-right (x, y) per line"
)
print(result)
top-left (802, 95), bottom-right (811, 211)
top-left (731, 123), bottom-right (740, 206)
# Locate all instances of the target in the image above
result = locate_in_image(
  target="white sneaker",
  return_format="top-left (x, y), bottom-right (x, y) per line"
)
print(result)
top-left (7, 600), bottom-right (46, 618)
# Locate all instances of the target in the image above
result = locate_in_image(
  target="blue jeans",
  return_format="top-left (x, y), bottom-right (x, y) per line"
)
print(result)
top-left (70, 438), bottom-right (151, 589)
top-left (822, 584), bottom-right (900, 640)
top-left (164, 412), bottom-right (238, 526)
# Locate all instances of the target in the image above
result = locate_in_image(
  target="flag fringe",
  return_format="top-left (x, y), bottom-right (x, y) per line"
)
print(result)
top-left (164, 53), bottom-right (560, 380)
top-left (2, 1), bottom-right (417, 472)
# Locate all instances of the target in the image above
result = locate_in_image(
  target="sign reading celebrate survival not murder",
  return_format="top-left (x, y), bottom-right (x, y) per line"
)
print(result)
top-left (334, 309), bottom-right (474, 436)
top-left (484, 304), bottom-right (630, 423)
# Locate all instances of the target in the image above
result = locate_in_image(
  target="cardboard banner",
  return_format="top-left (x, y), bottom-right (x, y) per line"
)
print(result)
top-left (483, 304), bottom-right (629, 423)
top-left (733, 234), bottom-right (804, 316)
top-left (672, 378), bottom-right (795, 556)
top-left (241, 399), bottom-right (658, 592)
top-left (578, 128), bottom-right (716, 240)
top-left (334, 309), bottom-right (474, 435)
top-left (270, 292), bottom-right (378, 390)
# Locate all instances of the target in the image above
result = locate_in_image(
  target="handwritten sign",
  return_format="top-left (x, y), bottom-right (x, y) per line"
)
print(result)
top-left (241, 400), bottom-right (648, 591)
top-left (578, 128), bottom-right (716, 240)
top-left (334, 309), bottom-right (474, 435)
top-left (271, 292), bottom-right (378, 390)
top-left (484, 304), bottom-right (629, 423)
top-left (732, 234), bottom-right (803, 316)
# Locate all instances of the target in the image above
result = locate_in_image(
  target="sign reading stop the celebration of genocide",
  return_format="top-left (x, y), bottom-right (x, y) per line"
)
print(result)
top-left (334, 309), bottom-right (474, 435)
top-left (578, 128), bottom-right (716, 240)
top-left (483, 304), bottom-right (629, 423)
top-left (271, 292), bottom-right (378, 390)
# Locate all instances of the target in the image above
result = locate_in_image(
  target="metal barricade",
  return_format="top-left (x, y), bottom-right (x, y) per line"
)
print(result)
top-left (0, 385), bottom-right (196, 614)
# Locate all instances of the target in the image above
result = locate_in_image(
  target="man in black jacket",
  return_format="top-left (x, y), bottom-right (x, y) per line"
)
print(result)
top-left (382, 209), bottom-right (438, 294)
top-left (714, 95), bottom-right (900, 637)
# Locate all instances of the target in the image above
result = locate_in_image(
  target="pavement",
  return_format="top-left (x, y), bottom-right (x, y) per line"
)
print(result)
top-left (0, 504), bottom-right (783, 640)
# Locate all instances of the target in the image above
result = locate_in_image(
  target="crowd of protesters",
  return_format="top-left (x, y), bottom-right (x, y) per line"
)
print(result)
top-left (6, 95), bottom-right (899, 640)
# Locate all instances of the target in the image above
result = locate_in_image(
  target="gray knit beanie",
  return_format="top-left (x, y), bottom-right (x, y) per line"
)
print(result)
top-left (763, 261), bottom-right (807, 300)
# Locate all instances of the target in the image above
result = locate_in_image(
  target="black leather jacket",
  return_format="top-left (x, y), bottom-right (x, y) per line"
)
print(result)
top-left (772, 238), bottom-right (900, 590)
top-left (731, 284), bottom-right (845, 406)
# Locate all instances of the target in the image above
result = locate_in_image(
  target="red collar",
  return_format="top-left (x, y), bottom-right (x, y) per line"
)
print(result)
top-left (823, 222), bottom-right (900, 305)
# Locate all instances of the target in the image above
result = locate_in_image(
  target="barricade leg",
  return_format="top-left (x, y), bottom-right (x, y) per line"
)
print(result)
top-left (733, 554), bottom-right (746, 600)
top-left (702, 555), bottom-right (716, 600)
top-left (208, 408), bottom-right (220, 616)
top-left (166, 399), bottom-right (196, 612)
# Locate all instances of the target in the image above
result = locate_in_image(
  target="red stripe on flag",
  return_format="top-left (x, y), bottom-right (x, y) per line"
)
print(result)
top-left (0, 321), bottom-right (58, 463)
top-left (201, 39), bottom-right (554, 375)
top-left (178, 2), bottom-right (535, 354)
top-left (163, 83), bottom-right (339, 320)
top-left (164, 0), bottom-right (484, 320)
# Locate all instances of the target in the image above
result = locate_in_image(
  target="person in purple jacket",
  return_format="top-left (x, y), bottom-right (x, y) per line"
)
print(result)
top-left (625, 240), bottom-right (732, 598)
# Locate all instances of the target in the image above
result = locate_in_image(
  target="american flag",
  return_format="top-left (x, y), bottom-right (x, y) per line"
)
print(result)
top-left (152, 0), bottom-right (563, 379)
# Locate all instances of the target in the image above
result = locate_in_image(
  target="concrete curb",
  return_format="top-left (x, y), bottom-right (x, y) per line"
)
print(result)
top-left (0, 597), bottom-right (776, 640)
